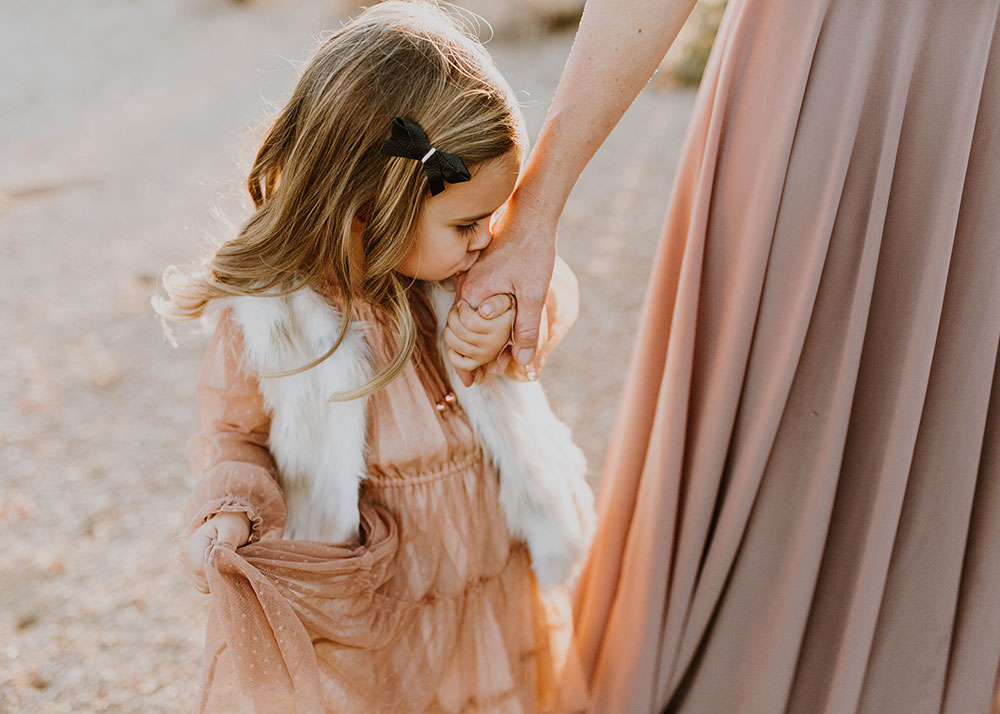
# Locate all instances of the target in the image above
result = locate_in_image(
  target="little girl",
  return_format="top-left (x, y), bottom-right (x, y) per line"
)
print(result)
top-left (155, 3), bottom-right (594, 713)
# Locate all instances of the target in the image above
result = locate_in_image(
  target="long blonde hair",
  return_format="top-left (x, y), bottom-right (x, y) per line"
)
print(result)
top-left (157, 1), bottom-right (525, 398)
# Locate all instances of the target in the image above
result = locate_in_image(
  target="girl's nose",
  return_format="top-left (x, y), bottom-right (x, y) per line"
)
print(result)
top-left (469, 225), bottom-right (492, 252)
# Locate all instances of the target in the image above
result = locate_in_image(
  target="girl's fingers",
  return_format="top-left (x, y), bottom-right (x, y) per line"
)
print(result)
top-left (447, 306), bottom-right (483, 344)
top-left (181, 536), bottom-right (211, 594)
top-left (455, 367), bottom-right (476, 388)
top-left (447, 347), bottom-right (481, 373)
top-left (458, 299), bottom-right (514, 336)
top-left (214, 514), bottom-right (250, 550)
top-left (179, 514), bottom-right (250, 596)
top-left (444, 326), bottom-right (481, 357)
top-left (190, 572), bottom-right (209, 595)
top-left (457, 301), bottom-right (496, 335)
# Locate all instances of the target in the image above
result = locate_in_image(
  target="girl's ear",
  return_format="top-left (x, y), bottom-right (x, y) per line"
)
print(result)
top-left (351, 204), bottom-right (372, 243)
top-left (350, 204), bottom-right (370, 240)
top-left (355, 202), bottom-right (373, 224)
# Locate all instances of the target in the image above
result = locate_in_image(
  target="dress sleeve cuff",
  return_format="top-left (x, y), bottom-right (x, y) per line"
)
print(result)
top-left (179, 461), bottom-right (286, 542)
top-left (186, 495), bottom-right (266, 544)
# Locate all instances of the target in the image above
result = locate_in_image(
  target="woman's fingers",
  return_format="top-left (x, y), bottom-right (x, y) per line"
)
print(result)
top-left (460, 192), bottom-right (557, 366)
top-left (460, 256), bottom-right (549, 365)
top-left (510, 287), bottom-right (546, 365)
top-left (476, 293), bottom-right (515, 319)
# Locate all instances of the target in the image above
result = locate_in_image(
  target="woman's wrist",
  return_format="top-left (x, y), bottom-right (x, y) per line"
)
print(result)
top-left (512, 105), bottom-right (593, 228)
top-left (506, 180), bottom-right (562, 243)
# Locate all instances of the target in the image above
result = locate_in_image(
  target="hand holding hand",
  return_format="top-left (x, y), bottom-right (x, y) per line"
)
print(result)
top-left (444, 294), bottom-right (515, 377)
top-left (459, 193), bottom-right (558, 368)
top-left (179, 511), bottom-right (252, 594)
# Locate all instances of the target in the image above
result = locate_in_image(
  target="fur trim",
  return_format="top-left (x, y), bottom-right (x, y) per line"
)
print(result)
top-left (226, 284), bottom-right (596, 588)
top-left (228, 289), bottom-right (371, 543)
top-left (429, 285), bottom-right (596, 588)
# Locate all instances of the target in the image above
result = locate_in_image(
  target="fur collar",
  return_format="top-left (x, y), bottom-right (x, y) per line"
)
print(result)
top-left (227, 284), bottom-right (595, 588)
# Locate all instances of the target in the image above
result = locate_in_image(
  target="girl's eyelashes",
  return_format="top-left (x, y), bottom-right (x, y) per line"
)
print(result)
top-left (456, 221), bottom-right (480, 236)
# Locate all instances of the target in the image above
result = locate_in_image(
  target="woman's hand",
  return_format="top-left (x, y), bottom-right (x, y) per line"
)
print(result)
top-left (179, 511), bottom-right (251, 594)
top-left (460, 0), bottom-right (698, 369)
top-left (459, 194), bottom-right (558, 367)
top-left (445, 295), bottom-right (516, 373)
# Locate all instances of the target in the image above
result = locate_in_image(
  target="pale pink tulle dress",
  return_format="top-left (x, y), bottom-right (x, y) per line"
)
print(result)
top-left (182, 290), bottom-right (585, 714)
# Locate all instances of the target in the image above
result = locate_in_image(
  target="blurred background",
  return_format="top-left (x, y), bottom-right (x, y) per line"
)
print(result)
top-left (0, 0), bottom-right (723, 711)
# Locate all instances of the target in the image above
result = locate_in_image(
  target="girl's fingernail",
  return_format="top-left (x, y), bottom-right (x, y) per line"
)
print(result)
top-left (516, 348), bottom-right (534, 365)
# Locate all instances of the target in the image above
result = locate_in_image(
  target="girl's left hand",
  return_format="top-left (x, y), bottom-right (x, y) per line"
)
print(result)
top-left (179, 511), bottom-right (252, 594)
top-left (445, 295), bottom-right (515, 374)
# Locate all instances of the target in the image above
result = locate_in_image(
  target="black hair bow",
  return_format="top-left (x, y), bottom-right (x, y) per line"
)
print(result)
top-left (380, 116), bottom-right (471, 196)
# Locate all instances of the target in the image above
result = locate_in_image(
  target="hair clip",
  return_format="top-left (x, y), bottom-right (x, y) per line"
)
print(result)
top-left (380, 116), bottom-right (471, 195)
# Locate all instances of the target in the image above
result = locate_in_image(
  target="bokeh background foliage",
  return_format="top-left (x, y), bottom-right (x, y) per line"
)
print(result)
top-left (454, 0), bottom-right (728, 85)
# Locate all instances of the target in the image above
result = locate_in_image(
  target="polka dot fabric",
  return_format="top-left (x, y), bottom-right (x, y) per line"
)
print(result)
top-left (182, 293), bottom-right (587, 713)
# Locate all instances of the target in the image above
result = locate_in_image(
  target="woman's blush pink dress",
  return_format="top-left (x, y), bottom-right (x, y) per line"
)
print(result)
top-left (572, 1), bottom-right (1000, 713)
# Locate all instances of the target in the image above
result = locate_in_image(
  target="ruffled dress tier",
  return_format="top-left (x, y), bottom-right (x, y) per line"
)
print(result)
top-left (184, 291), bottom-right (580, 714)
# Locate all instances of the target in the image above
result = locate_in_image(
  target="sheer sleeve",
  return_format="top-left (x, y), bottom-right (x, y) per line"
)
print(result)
top-left (180, 311), bottom-right (286, 543)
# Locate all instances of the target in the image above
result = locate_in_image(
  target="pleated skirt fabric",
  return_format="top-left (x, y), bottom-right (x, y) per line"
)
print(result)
top-left (572, 0), bottom-right (1000, 712)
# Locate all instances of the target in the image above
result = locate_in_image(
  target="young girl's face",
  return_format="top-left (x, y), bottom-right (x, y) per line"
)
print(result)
top-left (396, 150), bottom-right (520, 282)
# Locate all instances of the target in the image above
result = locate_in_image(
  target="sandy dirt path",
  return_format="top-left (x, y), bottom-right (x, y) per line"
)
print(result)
top-left (0, 1), bottom-right (694, 711)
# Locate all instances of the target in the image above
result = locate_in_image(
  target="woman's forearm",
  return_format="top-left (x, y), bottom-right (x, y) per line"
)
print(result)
top-left (514, 0), bottom-right (698, 222)
top-left (462, 0), bottom-right (697, 362)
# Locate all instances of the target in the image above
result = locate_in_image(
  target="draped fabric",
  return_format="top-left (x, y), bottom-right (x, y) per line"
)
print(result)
top-left (183, 291), bottom-right (586, 714)
top-left (200, 502), bottom-right (402, 714)
top-left (573, 0), bottom-right (1000, 712)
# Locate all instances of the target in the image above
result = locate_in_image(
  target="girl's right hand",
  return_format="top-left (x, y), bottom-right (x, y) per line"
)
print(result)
top-left (180, 511), bottom-right (252, 594)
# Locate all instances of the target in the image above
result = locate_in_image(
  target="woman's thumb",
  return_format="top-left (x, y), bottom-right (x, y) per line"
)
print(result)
top-left (477, 293), bottom-right (514, 319)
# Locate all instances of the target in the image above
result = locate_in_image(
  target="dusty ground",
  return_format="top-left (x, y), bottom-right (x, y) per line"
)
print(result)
top-left (0, 1), bottom-right (695, 711)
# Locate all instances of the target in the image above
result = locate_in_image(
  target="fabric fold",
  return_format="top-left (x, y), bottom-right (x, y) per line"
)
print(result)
top-left (202, 500), bottom-right (402, 713)
top-left (572, 0), bottom-right (1000, 712)
top-left (188, 286), bottom-right (589, 713)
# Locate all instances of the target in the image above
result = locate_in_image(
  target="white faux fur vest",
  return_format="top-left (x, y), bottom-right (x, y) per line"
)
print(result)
top-left (226, 284), bottom-right (596, 588)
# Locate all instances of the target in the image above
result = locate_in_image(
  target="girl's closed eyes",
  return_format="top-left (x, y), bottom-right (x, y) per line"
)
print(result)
top-left (395, 149), bottom-right (520, 282)
top-left (154, 3), bottom-right (592, 712)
